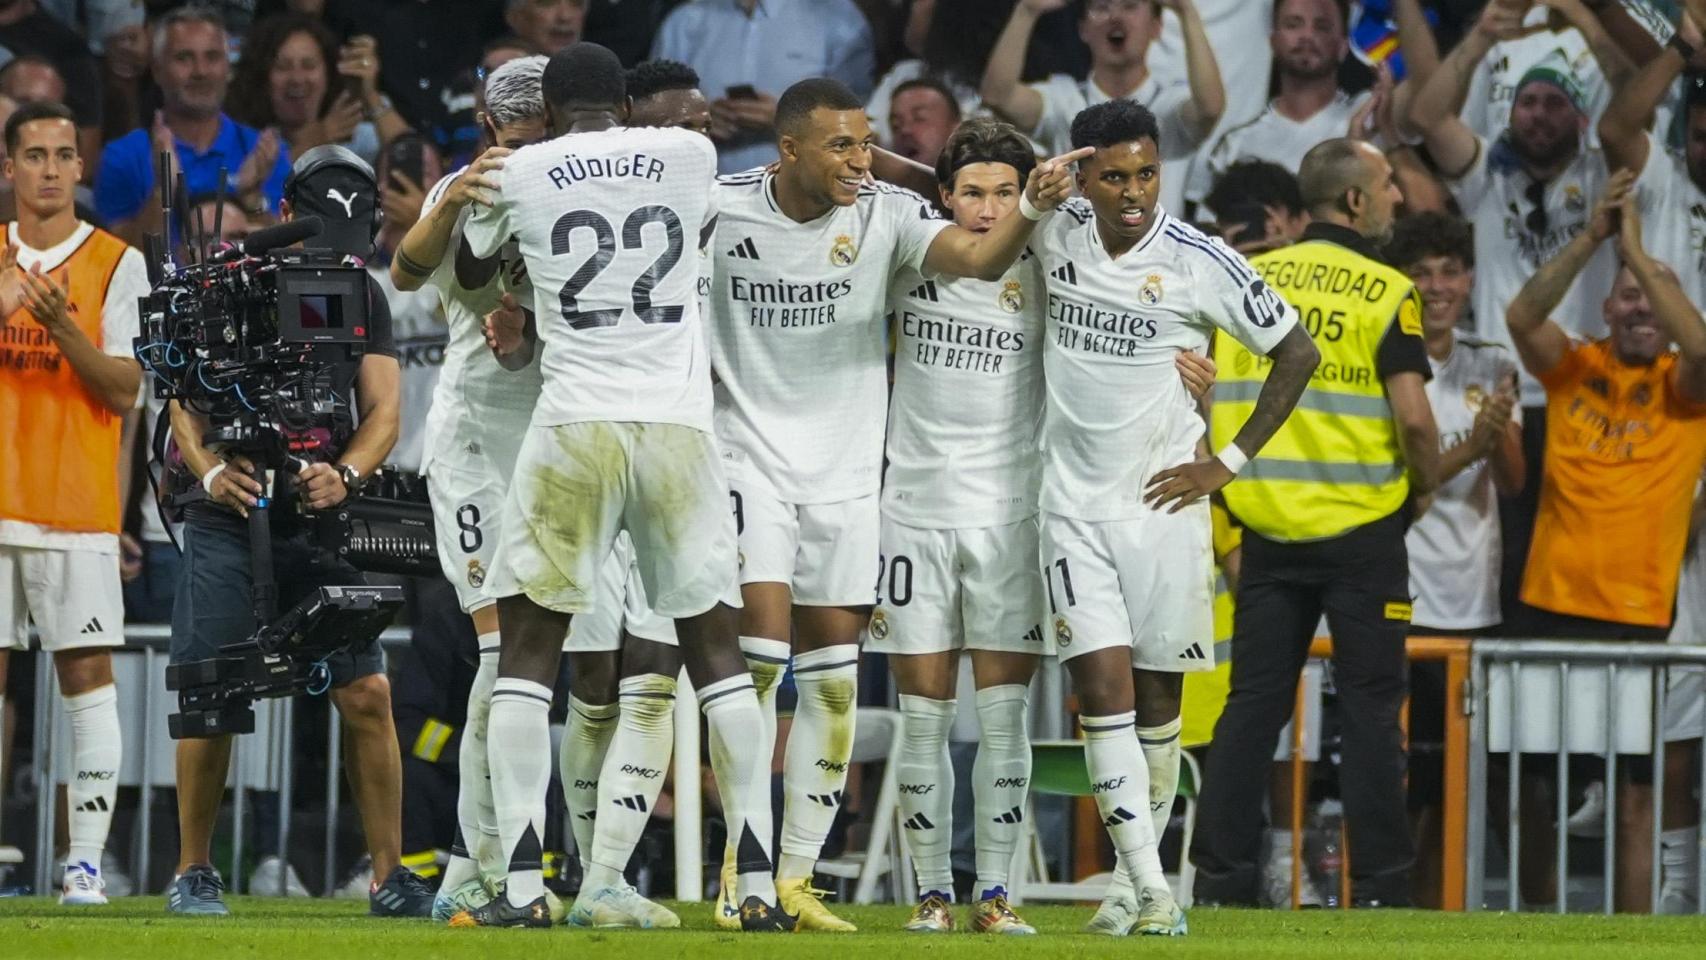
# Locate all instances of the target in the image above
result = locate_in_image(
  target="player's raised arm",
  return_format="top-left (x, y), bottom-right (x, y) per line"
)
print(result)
top-left (391, 148), bottom-right (509, 291)
top-left (922, 145), bottom-right (1091, 281)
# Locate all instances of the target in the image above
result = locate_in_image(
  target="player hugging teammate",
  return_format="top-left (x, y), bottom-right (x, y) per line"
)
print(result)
top-left (387, 39), bottom-right (1312, 939)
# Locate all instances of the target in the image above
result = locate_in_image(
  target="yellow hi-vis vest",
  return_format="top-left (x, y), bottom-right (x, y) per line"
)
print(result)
top-left (1210, 238), bottom-right (1422, 542)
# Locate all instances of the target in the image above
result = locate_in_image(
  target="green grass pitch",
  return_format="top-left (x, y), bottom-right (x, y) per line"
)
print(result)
top-left (3, 898), bottom-right (1706, 959)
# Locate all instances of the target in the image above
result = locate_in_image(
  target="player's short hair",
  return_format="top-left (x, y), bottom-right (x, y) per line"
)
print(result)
top-left (1069, 99), bottom-right (1160, 153)
top-left (484, 54), bottom-right (547, 128)
top-left (935, 117), bottom-right (1035, 188)
top-left (153, 4), bottom-right (226, 63)
top-left (1206, 160), bottom-right (1305, 218)
top-left (776, 77), bottom-right (864, 137)
top-left (626, 59), bottom-right (700, 101)
top-left (1298, 137), bottom-right (1373, 216)
top-left (1383, 212), bottom-right (1474, 271)
top-left (542, 42), bottom-right (625, 112)
top-left (4, 100), bottom-right (76, 153)
top-left (891, 77), bottom-right (962, 121)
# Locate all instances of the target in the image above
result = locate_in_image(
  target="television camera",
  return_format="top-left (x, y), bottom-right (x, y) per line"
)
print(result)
top-left (134, 164), bottom-right (437, 739)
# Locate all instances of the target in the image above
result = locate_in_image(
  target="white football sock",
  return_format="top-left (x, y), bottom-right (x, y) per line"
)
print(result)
top-left (1661, 826), bottom-right (1700, 903)
top-left (585, 672), bottom-right (678, 892)
top-left (896, 694), bottom-right (956, 898)
top-left (488, 677), bottom-right (553, 907)
top-left (739, 635), bottom-right (789, 764)
top-left (1137, 715), bottom-right (1182, 842)
top-left (561, 695), bottom-right (618, 872)
top-left (1082, 712), bottom-right (1166, 896)
top-left (699, 673), bottom-right (776, 906)
top-left (778, 643), bottom-right (859, 880)
top-left (64, 683), bottom-right (121, 868)
top-left (973, 684), bottom-right (1030, 899)
top-left (442, 636), bottom-right (500, 891)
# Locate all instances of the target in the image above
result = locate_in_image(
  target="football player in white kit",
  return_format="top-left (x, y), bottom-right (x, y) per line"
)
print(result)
top-left (1029, 99), bottom-right (1318, 935)
top-left (392, 54), bottom-right (682, 928)
top-left (874, 117), bottom-right (1219, 936)
top-left (448, 43), bottom-right (789, 932)
top-left (705, 77), bottom-right (1088, 931)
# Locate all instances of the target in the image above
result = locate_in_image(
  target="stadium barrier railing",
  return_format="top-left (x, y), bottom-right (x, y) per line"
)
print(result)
top-left (1464, 639), bottom-right (1706, 914)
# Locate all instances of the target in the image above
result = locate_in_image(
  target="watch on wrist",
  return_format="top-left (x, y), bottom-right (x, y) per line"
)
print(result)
top-left (337, 463), bottom-right (363, 493)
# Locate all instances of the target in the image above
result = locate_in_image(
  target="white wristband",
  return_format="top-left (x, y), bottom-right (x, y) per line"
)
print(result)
top-left (1215, 444), bottom-right (1249, 476)
top-left (200, 461), bottom-right (228, 493)
top-left (1019, 191), bottom-right (1047, 221)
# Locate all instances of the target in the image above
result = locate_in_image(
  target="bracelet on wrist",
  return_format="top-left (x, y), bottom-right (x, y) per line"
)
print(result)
top-left (200, 462), bottom-right (228, 493)
top-left (1215, 444), bottom-right (1249, 476)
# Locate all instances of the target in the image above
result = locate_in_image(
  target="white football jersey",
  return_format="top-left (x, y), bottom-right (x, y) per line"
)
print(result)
top-left (419, 168), bottom-right (542, 476)
top-left (706, 171), bottom-right (950, 503)
top-left (464, 126), bottom-right (720, 432)
top-left (1034, 202), bottom-right (1297, 521)
top-left (1448, 139), bottom-right (1613, 406)
top-left (1406, 336), bottom-right (1521, 631)
top-left (1634, 133), bottom-right (1706, 310)
top-left (1026, 72), bottom-right (1199, 216)
top-left (884, 256), bottom-right (1047, 529)
top-left (1187, 91), bottom-right (1372, 211)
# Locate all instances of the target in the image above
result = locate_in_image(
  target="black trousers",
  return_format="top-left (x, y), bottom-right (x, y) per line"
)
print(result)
top-left (1190, 510), bottom-right (1416, 905)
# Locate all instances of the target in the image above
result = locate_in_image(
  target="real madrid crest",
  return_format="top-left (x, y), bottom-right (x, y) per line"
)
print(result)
top-left (1563, 184), bottom-right (1585, 214)
top-left (869, 607), bottom-right (890, 641)
top-left (1464, 384), bottom-right (1486, 414)
top-left (467, 559), bottom-right (486, 589)
top-left (998, 280), bottom-right (1025, 313)
top-left (1053, 616), bottom-right (1072, 647)
top-left (830, 234), bottom-right (857, 267)
top-left (1140, 273), bottom-right (1163, 306)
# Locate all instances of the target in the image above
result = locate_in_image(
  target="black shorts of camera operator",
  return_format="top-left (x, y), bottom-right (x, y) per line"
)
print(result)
top-left (165, 145), bottom-right (432, 917)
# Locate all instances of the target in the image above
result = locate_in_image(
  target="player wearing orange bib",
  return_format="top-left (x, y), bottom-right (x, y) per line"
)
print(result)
top-left (0, 100), bottom-right (148, 906)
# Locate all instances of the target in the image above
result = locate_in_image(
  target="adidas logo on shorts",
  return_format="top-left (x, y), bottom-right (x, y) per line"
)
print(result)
top-left (80, 617), bottom-right (104, 635)
top-left (1178, 643), bottom-right (1207, 661)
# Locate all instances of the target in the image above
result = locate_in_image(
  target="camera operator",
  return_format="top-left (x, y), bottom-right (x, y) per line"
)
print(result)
top-left (0, 100), bottom-right (147, 906)
top-left (164, 144), bottom-right (432, 917)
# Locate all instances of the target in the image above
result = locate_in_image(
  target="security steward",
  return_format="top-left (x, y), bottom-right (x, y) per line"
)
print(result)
top-left (1190, 138), bottom-right (1441, 907)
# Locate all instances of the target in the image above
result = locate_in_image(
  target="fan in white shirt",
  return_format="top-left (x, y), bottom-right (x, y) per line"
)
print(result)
top-left (1599, 17), bottom-right (1706, 310)
top-left (1385, 213), bottom-right (1525, 633)
top-left (1028, 98), bottom-right (1317, 937)
top-left (1188, 0), bottom-right (1370, 209)
top-left (701, 76), bottom-right (1086, 932)
top-left (979, 0), bottom-right (1226, 216)
top-left (1411, 14), bottom-right (1615, 408)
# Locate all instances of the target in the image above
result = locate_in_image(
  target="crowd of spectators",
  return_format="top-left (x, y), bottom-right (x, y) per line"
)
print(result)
top-left (0, 0), bottom-right (1703, 913)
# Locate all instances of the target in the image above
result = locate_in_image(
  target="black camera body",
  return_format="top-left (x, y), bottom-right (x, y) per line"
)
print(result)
top-left (138, 214), bottom-right (435, 738)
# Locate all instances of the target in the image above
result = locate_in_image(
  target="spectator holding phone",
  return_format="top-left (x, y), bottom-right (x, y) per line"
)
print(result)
top-left (651, 0), bottom-right (876, 172)
top-left (227, 14), bottom-right (410, 169)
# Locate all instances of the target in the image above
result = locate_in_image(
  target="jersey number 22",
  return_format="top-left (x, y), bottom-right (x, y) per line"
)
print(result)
top-left (551, 205), bottom-right (685, 330)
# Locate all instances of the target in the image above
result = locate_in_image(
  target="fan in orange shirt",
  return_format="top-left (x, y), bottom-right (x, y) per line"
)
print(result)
top-left (1506, 171), bottom-right (1706, 637)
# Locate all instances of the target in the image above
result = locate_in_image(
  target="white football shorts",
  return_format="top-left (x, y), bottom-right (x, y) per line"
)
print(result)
top-left (726, 454), bottom-right (879, 607)
top-left (564, 530), bottom-right (677, 651)
top-left (866, 515), bottom-right (1048, 656)
top-left (0, 545), bottom-right (125, 652)
top-left (1038, 502), bottom-right (1215, 672)
top-left (486, 421), bottom-right (738, 619)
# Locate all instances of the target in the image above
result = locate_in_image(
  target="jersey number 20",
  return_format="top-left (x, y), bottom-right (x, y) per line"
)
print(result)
top-left (551, 205), bottom-right (685, 330)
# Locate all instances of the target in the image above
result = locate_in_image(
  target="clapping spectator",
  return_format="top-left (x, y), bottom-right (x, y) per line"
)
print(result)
top-left (982, 0), bottom-right (1224, 215)
top-left (0, 0), bottom-right (103, 177)
top-left (94, 7), bottom-right (291, 245)
top-left (651, 0), bottom-right (876, 173)
top-left (227, 15), bottom-right (408, 168)
top-left (1459, 0), bottom-right (1627, 147)
top-left (1504, 171), bottom-right (1706, 913)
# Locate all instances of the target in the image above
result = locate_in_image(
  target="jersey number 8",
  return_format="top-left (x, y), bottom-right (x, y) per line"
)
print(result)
top-left (552, 205), bottom-right (685, 330)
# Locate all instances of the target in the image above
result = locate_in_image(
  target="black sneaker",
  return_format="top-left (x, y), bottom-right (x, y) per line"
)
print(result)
top-left (370, 865), bottom-right (435, 918)
top-left (449, 893), bottom-right (554, 929)
top-left (738, 895), bottom-right (797, 932)
top-left (165, 864), bottom-right (229, 916)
